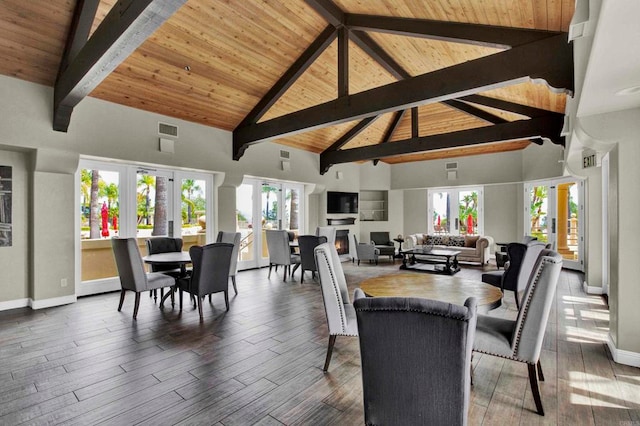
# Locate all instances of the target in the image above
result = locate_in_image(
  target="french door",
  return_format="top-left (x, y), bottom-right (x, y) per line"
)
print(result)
top-left (236, 178), bottom-right (303, 270)
top-left (427, 187), bottom-right (484, 236)
top-left (77, 160), bottom-right (213, 295)
top-left (525, 178), bottom-right (584, 271)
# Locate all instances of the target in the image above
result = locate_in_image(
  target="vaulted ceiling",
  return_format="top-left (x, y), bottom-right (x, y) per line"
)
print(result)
top-left (0, 0), bottom-right (574, 172)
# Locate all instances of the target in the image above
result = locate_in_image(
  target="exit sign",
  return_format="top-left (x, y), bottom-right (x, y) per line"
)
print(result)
top-left (582, 150), bottom-right (597, 169)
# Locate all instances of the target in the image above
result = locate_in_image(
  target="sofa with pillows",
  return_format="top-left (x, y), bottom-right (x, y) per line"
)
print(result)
top-left (403, 233), bottom-right (494, 265)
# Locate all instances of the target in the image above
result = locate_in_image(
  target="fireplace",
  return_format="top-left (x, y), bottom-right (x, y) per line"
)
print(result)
top-left (335, 229), bottom-right (349, 255)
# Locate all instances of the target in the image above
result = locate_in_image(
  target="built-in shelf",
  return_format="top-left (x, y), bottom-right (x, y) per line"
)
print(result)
top-left (359, 190), bottom-right (388, 221)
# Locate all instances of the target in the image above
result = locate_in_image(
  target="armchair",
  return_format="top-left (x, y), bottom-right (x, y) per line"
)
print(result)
top-left (112, 238), bottom-right (175, 319)
top-left (349, 233), bottom-right (378, 265)
top-left (315, 226), bottom-right (336, 245)
top-left (215, 231), bottom-right (241, 294)
top-left (265, 229), bottom-right (300, 281)
top-left (370, 231), bottom-right (395, 261)
top-left (314, 242), bottom-right (359, 372)
top-left (474, 250), bottom-right (563, 415)
top-left (177, 243), bottom-right (234, 319)
top-left (354, 295), bottom-right (478, 425)
top-left (296, 235), bottom-right (327, 283)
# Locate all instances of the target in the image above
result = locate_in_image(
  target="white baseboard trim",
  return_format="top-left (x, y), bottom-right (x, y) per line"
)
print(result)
top-left (77, 278), bottom-right (120, 297)
top-left (30, 294), bottom-right (77, 310)
top-left (607, 333), bottom-right (640, 368)
top-left (583, 281), bottom-right (604, 295)
top-left (0, 298), bottom-right (30, 311)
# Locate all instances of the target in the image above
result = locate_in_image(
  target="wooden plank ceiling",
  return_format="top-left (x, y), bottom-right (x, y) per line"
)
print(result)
top-left (0, 0), bottom-right (574, 168)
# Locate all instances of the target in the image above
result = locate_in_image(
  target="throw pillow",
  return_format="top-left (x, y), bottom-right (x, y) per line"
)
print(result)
top-left (415, 234), bottom-right (424, 245)
top-left (464, 235), bottom-right (480, 248)
top-left (450, 236), bottom-right (465, 247)
top-left (425, 235), bottom-right (436, 245)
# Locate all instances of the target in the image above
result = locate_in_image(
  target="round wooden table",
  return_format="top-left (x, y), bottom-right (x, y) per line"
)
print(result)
top-left (359, 273), bottom-right (502, 312)
top-left (142, 251), bottom-right (192, 307)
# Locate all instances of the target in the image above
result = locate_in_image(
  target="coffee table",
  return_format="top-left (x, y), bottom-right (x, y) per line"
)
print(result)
top-left (400, 246), bottom-right (461, 274)
top-left (360, 273), bottom-right (502, 313)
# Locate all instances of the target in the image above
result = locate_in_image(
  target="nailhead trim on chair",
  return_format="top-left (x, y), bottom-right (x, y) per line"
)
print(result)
top-left (317, 249), bottom-right (348, 334)
top-left (354, 305), bottom-right (472, 322)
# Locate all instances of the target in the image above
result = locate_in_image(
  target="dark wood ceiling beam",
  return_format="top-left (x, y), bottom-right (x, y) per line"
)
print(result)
top-left (349, 30), bottom-right (411, 80)
top-left (459, 94), bottom-right (554, 118)
top-left (57, 0), bottom-right (100, 76)
top-left (53, 0), bottom-right (187, 132)
top-left (338, 26), bottom-right (349, 97)
top-left (304, 0), bottom-right (344, 27)
top-left (233, 33), bottom-right (573, 158)
top-left (411, 107), bottom-right (419, 138)
top-left (442, 99), bottom-right (544, 145)
top-left (323, 116), bottom-right (379, 153)
top-left (345, 13), bottom-right (562, 49)
top-left (442, 99), bottom-right (508, 124)
top-left (320, 115), bottom-right (564, 173)
top-left (237, 25), bottom-right (337, 129)
top-left (373, 110), bottom-right (406, 165)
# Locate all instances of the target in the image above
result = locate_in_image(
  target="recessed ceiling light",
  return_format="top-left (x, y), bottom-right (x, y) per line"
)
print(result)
top-left (615, 85), bottom-right (640, 96)
top-left (184, 65), bottom-right (191, 72)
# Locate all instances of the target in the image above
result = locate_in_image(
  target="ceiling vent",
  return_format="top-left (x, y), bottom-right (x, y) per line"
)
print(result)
top-left (158, 122), bottom-right (178, 138)
top-left (279, 150), bottom-right (290, 159)
top-left (445, 162), bottom-right (458, 170)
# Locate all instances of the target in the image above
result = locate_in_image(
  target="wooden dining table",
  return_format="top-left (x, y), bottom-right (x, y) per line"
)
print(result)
top-left (359, 272), bottom-right (502, 313)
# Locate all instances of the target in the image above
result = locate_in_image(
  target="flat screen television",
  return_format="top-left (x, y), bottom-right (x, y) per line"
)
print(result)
top-left (327, 191), bottom-right (358, 214)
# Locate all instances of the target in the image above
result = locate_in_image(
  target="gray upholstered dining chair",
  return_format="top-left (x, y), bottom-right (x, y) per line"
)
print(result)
top-left (296, 235), bottom-right (326, 283)
top-left (265, 229), bottom-right (300, 281)
top-left (216, 231), bottom-right (241, 294)
top-left (482, 242), bottom-right (527, 306)
top-left (314, 242), bottom-right (359, 372)
top-left (354, 294), bottom-right (478, 426)
top-left (473, 249), bottom-right (563, 416)
top-left (349, 233), bottom-right (378, 265)
top-left (146, 237), bottom-right (183, 302)
top-left (177, 242), bottom-right (234, 320)
top-left (111, 237), bottom-right (175, 319)
top-left (315, 226), bottom-right (336, 245)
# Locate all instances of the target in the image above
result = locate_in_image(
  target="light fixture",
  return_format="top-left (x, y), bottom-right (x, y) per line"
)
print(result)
top-left (615, 85), bottom-right (640, 96)
top-left (184, 65), bottom-right (191, 72)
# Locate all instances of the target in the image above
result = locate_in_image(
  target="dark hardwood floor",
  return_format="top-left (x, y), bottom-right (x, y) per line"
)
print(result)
top-left (1, 260), bottom-right (638, 425)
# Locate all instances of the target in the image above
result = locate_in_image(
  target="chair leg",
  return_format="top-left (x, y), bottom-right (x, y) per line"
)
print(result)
top-left (357, 260), bottom-right (360, 266)
top-left (537, 360), bottom-right (545, 382)
top-left (179, 289), bottom-right (183, 311)
top-left (527, 363), bottom-right (545, 415)
top-left (300, 269), bottom-right (305, 283)
top-left (231, 276), bottom-right (238, 295)
top-left (133, 292), bottom-right (141, 320)
top-left (197, 296), bottom-right (204, 321)
top-left (209, 294), bottom-right (212, 303)
top-left (283, 265), bottom-right (287, 281)
top-left (224, 290), bottom-right (229, 311)
top-left (323, 335), bottom-right (337, 372)
top-left (515, 291), bottom-right (520, 310)
top-left (268, 263), bottom-right (273, 278)
top-left (118, 289), bottom-right (126, 311)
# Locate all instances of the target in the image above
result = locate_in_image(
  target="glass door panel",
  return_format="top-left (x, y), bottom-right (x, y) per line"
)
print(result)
top-left (180, 178), bottom-right (206, 236)
top-left (136, 171), bottom-right (173, 238)
top-left (80, 168), bottom-right (120, 241)
top-left (529, 185), bottom-right (549, 243)
top-left (458, 190), bottom-right (478, 236)
top-left (431, 192), bottom-right (450, 234)
top-left (525, 179), bottom-right (583, 271)
top-left (237, 183), bottom-right (256, 268)
top-left (284, 186), bottom-right (301, 236)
